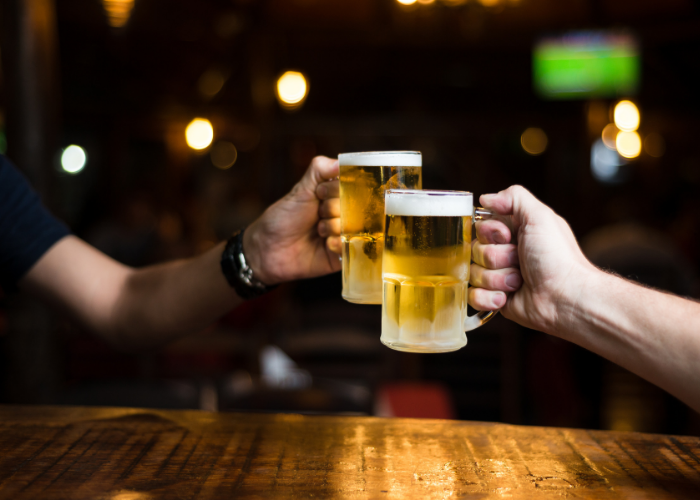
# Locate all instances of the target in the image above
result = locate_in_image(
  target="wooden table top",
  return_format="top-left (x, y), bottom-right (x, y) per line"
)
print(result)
top-left (1, 405), bottom-right (699, 499)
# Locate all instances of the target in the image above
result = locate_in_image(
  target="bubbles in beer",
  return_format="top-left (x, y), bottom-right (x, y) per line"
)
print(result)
top-left (339, 155), bottom-right (422, 304)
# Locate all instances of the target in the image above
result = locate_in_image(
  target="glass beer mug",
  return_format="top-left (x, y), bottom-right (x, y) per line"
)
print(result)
top-left (338, 151), bottom-right (422, 304)
top-left (380, 189), bottom-right (497, 353)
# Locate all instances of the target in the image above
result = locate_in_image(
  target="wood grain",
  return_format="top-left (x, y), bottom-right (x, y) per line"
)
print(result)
top-left (0, 405), bottom-right (699, 499)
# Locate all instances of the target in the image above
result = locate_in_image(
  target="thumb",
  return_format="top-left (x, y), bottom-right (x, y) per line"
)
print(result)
top-left (298, 156), bottom-right (339, 194)
top-left (480, 185), bottom-right (542, 219)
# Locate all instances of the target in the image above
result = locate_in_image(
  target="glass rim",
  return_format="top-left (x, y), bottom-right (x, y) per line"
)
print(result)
top-left (386, 189), bottom-right (473, 197)
top-left (338, 151), bottom-right (422, 167)
top-left (338, 150), bottom-right (421, 157)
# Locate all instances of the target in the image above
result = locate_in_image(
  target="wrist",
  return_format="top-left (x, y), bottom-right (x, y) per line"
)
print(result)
top-left (548, 262), bottom-right (607, 340)
top-left (220, 228), bottom-right (278, 300)
top-left (242, 221), bottom-right (276, 286)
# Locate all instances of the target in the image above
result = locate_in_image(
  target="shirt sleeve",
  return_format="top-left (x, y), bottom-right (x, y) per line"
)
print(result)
top-left (0, 155), bottom-right (71, 291)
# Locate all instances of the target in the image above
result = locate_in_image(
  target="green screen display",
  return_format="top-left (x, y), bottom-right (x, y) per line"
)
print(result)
top-left (533, 32), bottom-right (639, 100)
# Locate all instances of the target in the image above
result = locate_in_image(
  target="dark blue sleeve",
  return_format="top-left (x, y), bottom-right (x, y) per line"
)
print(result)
top-left (0, 155), bottom-right (70, 291)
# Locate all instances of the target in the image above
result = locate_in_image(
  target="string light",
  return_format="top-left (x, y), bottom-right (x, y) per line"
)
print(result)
top-left (616, 131), bottom-right (642, 158)
top-left (521, 127), bottom-right (548, 156)
top-left (61, 145), bottom-right (87, 174)
top-left (276, 71), bottom-right (308, 110)
top-left (613, 100), bottom-right (640, 132)
top-left (185, 118), bottom-right (214, 150)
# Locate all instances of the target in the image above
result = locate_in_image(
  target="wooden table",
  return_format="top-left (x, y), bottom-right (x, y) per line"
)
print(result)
top-left (1, 405), bottom-right (699, 499)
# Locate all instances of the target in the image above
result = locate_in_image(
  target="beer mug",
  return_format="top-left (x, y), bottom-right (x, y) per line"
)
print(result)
top-left (381, 189), bottom-right (497, 353)
top-left (339, 151), bottom-right (422, 304)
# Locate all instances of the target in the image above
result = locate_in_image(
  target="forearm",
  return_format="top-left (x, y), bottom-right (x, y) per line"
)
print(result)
top-left (22, 237), bottom-right (243, 350)
top-left (555, 268), bottom-right (700, 412)
top-left (110, 242), bottom-right (242, 348)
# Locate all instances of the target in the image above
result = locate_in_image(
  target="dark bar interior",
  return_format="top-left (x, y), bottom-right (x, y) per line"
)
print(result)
top-left (1, 0), bottom-right (700, 437)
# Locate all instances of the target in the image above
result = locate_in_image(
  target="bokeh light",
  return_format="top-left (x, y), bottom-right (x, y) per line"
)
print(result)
top-left (210, 141), bottom-right (238, 169)
top-left (520, 127), bottom-right (548, 156)
top-left (396, 0), bottom-right (418, 5)
top-left (417, 0), bottom-right (435, 4)
top-left (477, 0), bottom-right (501, 6)
top-left (276, 71), bottom-right (308, 109)
top-left (185, 118), bottom-right (214, 150)
top-left (613, 100), bottom-right (640, 132)
top-left (591, 138), bottom-right (625, 183)
top-left (102, 0), bottom-right (135, 28)
top-left (616, 130), bottom-right (642, 158)
top-left (601, 123), bottom-right (619, 150)
top-left (61, 145), bottom-right (87, 174)
top-left (198, 69), bottom-right (226, 99)
top-left (644, 133), bottom-right (666, 158)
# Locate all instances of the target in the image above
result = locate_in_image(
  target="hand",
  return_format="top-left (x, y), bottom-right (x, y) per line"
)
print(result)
top-left (243, 156), bottom-right (341, 285)
top-left (473, 185), bottom-right (596, 335)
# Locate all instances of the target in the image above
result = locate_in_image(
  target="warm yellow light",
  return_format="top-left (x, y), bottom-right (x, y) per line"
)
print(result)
top-left (601, 123), bottom-right (619, 150)
top-left (102, 0), bottom-right (135, 28)
top-left (417, 0), bottom-right (435, 4)
top-left (276, 71), bottom-right (308, 108)
top-left (616, 131), bottom-right (641, 159)
top-left (477, 0), bottom-right (500, 6)
top-left (614, 100), bottom-right (640, 132)
top-left (521, 127), bottom-right (548, 156)
top-left (397, 0), bottom-right (418, 4)
top-left (210, 141), bottom-right (238, 169)
top-left (644, 133), bottom-right (666, 158)
top-left (185, 118), bottom-right (214, 150)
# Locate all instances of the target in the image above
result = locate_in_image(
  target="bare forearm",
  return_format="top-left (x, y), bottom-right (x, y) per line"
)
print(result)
top-left (22, 237), bottom-right (242, 350)
top-left (111, 242), bottom-right (241, 348)
top-left (556, 268), bottom-right (700, 412)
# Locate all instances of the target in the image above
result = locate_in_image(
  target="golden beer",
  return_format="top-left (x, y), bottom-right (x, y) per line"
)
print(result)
top-left (339, 152), bottom-right (422, 304)
top-left (381, 190), bottom-right (491, 353)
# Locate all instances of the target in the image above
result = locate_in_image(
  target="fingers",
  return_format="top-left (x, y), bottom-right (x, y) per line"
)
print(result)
top-left (318, 198), bottom-right (339, 219)
top-left (317, 218), bottom-right (340, 239)
top-left (475, 219), bottom-right (512, 245)
top-left (326, 236), bottom-right (341, 255)
top-left (316, 179), bottom-right (339, 201)
top-left (470, 265), bottom-right (521, 291)
top-left (468, 287), bottom-right (507, 311)
top-left (472, 240), bottom-right (518, 269)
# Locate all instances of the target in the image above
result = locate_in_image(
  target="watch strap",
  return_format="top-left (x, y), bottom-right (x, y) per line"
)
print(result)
top-left (220, 228), bottom-right (277, 300)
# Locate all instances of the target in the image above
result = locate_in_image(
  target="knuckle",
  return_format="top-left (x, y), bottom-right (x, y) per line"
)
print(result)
top-left (482, 245), bottom-right (499, 268)
top-left (509, 185), bottom-right (526, 197)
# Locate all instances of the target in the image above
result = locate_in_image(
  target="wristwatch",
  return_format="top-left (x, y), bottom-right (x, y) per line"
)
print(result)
top-left (220, 228), bottom-right (277, 300)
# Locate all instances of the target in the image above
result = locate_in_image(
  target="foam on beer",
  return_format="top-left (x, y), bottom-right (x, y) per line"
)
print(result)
top-left (338, 151), bottom-right (422, 167)
top-left (385, 191), bottom-right (472, 217)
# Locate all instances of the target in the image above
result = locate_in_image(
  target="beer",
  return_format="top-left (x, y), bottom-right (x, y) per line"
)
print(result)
top-left (339, 152), bottom-right (422, 304)
top-left (381, 190), bottom-right (473, 353)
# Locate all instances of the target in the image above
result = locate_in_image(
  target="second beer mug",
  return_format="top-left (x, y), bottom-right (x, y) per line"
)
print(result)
top-left (339, 151), bottom-right (422, 304)
top-left (381, 189), bottom-right (497, 353)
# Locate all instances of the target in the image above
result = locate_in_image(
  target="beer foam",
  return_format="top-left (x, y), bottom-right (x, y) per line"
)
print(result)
top-left (385, 190), bottom-right (472, 216)
top-left (338, 151), bottom-right (422, 167)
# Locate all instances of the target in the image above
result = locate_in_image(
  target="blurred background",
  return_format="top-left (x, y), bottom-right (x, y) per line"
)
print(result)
top-left (1, 0), bottom-right (700, 435)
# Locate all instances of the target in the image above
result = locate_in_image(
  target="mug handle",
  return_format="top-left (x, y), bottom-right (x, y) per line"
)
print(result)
top-left (464, 207), bottom-right (499, 332)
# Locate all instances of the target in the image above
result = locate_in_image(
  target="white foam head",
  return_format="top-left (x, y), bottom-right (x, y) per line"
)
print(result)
top-left (385, 190), bottom-right (473, 216)
top-left (338, 151), bottom-right (422, 167)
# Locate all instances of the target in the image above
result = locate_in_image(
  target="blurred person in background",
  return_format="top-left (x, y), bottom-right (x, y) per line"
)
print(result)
top-left (472, 185), bottom-right (700, 414)
top-left (0, 153), bottom-right (519, 350)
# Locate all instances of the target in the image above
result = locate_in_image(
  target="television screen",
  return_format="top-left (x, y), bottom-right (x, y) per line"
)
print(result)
top-left (533, 31), bottom-right (640, 100)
